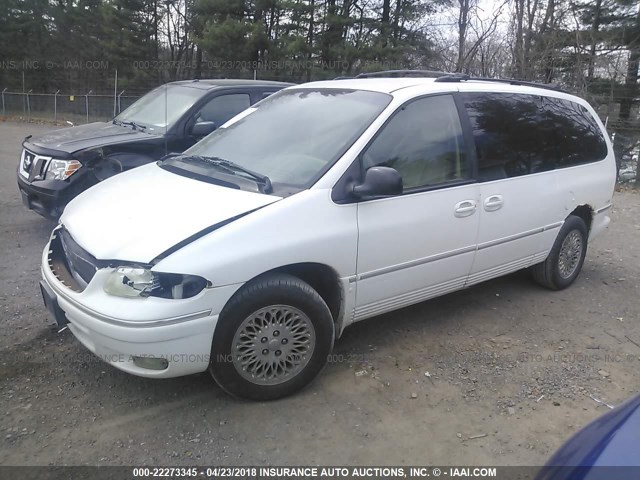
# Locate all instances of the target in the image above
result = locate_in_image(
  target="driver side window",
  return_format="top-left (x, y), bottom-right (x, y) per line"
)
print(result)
top-left (362, 95), bottom-right (469, 190)
top-left (196, 94), bottom-right (251, 127)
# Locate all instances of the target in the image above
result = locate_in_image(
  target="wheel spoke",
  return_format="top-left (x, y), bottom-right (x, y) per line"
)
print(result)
top-left (232, 305), bottom-right (316, 386)
top-left (558, 230), bottom-right (583, 279)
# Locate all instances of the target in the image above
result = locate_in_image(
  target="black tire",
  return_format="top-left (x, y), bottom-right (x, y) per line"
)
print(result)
top-left (531, 215), bottom-right (588, 290)
top-left (209, 273), bottom-right (335, 401)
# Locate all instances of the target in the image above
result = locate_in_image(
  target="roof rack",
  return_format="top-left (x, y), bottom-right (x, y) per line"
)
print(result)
top-left (434, 73), bottom-right (568, 93)
top-left (355, 69), bottom-right (452, 79)
top-left (345, 69), bottom-right (568, 93)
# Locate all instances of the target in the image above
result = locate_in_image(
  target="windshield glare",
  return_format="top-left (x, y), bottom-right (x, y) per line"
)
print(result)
top-left (181, 89), bottom-right (392, 190)
top-left (115, 85), bottom-right (205, 129)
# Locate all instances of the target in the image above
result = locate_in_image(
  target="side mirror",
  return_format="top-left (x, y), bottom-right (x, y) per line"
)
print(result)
top-left (191, 121), bottom-right (216, 137)
top-left (352, 166), bottom-right (403, 198)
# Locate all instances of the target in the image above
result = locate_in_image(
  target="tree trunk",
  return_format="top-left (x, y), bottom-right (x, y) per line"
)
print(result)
top-left (456, 0), bottom-right (469, 72)
top-left (307, 0), bottom-right (315, 82)
top-left (381, 0), bottom-right (390, 49)
top-left (587, 0), bottom-right (602, 83)
top-left (392, 0), bottom-right (402, 44)
top-left (514, 0), bottom-right (525, 78)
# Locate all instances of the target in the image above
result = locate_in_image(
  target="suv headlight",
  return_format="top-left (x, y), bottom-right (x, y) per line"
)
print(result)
top-left (103, 267), bottom-right (209, 299)
top-left (46, 159), bottom-right (82, 180)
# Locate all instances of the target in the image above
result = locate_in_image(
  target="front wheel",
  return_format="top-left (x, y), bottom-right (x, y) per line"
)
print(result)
top-left (209, 273), bottom-right (335, 400)
top-left (531, 215), bottom-right (588, 290)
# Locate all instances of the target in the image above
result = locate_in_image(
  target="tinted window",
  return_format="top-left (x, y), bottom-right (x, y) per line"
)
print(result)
top-left (463, 92), bottom-right (608, 181)
top-left (538, 97), bottom-right (607, 169)
top-left (197, 94), bottom-right (251, 126)
top-left (362, 95), bottom-right (469, 189)
top-left (463, 92), bottom-right (542, 181)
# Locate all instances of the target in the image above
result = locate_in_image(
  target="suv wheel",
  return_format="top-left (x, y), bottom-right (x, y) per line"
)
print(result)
top-left (209, 273), bottom-right (334, 400)
top-left (531, 215), bottom-right (588, 290)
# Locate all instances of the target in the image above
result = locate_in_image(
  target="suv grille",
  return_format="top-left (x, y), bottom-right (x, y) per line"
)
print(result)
top-left (20, 149), bottom-right (50, 181)
top-left (48, 227), bottom-right (100, 292)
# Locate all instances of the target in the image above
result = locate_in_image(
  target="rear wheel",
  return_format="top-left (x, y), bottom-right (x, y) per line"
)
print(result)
top-left (209, 273), bottom-right (334, 400)
top-left (531, 215), bottom-right (588, 290)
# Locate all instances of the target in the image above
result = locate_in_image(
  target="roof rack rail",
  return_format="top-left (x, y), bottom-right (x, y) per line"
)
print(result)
top-left (435, 73), bottom-right (568, 93)
top-left (355, 69), bottom-right (452, 79)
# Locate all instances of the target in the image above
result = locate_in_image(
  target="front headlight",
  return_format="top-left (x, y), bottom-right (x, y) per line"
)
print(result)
top-left (103, 267), bottom-right (208, 299)
top-left (46, 159), bottom-right (82, 180)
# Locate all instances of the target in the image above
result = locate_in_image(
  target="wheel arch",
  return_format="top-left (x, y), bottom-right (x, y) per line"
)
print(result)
top-left (243, 263), bottom-right (346, 337)
top-left (569, 204), bottom-right (594, 232)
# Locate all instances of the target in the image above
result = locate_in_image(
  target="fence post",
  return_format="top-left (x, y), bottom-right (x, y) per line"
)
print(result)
top-left (54, 90), bottom-right (60, 121)
top-left (1, 88), bottom-right (6, 116)
top-left (85, 90), bottom-right (93, 124)
top-left (113, 69), bottom-right (118, 118)
top-left (117, 90), bottom-right (125, 114)
top-left (26, 89), bottom-right (32, 120)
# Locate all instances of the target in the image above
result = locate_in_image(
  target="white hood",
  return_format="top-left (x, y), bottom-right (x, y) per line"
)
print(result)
top-left (61, 163), bottom-right (281, 263)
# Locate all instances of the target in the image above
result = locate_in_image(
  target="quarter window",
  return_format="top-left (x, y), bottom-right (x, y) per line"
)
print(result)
top-left (362, 95), bottom-right (469, 190)
top-left (538, 97), bottom-right (608, 169)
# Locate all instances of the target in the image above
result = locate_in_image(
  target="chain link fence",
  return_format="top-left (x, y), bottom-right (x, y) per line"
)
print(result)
top-left (1, 90), bottom-right (140, 124)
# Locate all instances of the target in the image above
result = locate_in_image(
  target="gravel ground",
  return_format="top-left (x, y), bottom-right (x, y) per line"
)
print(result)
top-left (1, 119), bottom-right (639, 467)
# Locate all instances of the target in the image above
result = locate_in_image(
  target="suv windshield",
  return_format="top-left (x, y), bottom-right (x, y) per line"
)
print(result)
top-left (163, 89), bottom-right (391, 193)
top-left (114, 84), bottom-right (206, 130)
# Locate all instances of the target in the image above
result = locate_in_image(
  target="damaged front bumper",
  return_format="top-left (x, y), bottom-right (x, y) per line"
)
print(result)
top-left (40, 240), bottom-right (241, 378)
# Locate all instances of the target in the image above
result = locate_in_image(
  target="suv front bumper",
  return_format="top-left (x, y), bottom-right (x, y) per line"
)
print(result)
top-left (17, 170), bottom-right (92, 220)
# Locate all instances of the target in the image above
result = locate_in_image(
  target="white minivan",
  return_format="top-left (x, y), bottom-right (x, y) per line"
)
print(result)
top-left (40, 72), bottom-right (616, 400)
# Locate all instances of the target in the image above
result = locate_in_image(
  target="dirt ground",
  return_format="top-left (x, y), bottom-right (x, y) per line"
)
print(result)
top-left (1, 119), bottom-right (639, 467)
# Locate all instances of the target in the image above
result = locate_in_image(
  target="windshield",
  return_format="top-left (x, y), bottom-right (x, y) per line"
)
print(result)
top-left (169, 89), bottom-right (391, 192)
top-left (114, 84), bottom-right (206, 130)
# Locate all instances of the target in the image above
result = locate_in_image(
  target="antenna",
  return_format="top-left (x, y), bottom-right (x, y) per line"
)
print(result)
top-left (164, 82), bottom-right (168, 155)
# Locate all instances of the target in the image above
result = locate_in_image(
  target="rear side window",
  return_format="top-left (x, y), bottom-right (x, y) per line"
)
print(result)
top-left (462, 92), bottom-right (542, 181)
top-left (462, 92), bottom-right (607, 181)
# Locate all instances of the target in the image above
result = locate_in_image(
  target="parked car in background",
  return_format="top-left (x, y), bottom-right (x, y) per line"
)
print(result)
top-left (17, 79), bottom-right (292, 219)
top-left (39, 72), bottom-right (615, 400)
top-left (536, 393), bottom-right (640, 480)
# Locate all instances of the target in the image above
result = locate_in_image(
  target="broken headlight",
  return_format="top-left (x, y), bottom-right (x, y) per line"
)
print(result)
top-left (103, 267), bottom-right (208, 299)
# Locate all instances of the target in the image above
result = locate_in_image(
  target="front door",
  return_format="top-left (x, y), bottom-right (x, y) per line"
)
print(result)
top-left (354, 94), bottom-right (480, 322)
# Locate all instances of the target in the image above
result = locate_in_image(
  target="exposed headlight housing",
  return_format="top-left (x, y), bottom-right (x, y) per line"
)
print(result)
top-left (103, 267), bottom-right (209, 299)
top-left (46, 159), bottom-right (82, 180)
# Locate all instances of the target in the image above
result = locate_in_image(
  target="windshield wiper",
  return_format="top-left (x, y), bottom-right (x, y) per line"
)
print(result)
top-left (118, 120), bottom-right (147, 131)
top-left (174, 155), bottom-right (273, 194)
